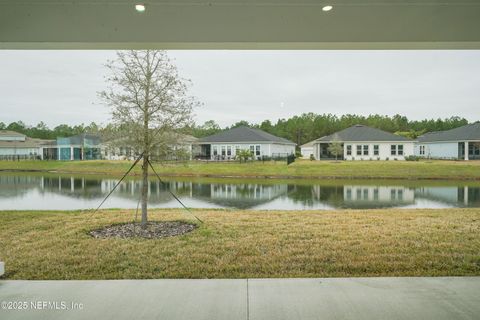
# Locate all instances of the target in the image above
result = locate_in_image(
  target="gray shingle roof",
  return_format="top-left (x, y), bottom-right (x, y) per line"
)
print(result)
top-left (0, 137), bottom-right (55, 148)
top-left (315, 125), bottom-right (412, 142)
top-left (418, 123), bottom-right (480, 143)
top-left (0, 130), bottom-right (26, 137)
top-left (199, 126), bottom-right (295, 145)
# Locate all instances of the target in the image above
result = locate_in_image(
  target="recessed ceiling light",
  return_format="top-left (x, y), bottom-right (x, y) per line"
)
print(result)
top-left (322, 5), bottom-right (333, 12)
top-left (135, 4), bottom-right (146, 12)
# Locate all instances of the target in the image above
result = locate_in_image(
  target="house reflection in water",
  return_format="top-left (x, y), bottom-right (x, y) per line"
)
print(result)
top-left (194, 183), bottom-right (290, 209)
top-left (1, 174), bottom-right (480, 210)
top-left (415, 186), bottom-right (480, 207)
top-left (41, 176), bottom-right (103, 199)
top-left (307, 185), bottom-right (415, 209)
top-left (343, 185), bottom-right (415, 208)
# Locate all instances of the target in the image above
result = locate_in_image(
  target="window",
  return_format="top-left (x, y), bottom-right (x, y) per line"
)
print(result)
top-left (356, 145), bottom-right (362, 156)
top-left (346, 188), bottom-right (352, 200)
top-left (250, 145), bottom-right (255, 154)
top-left (221, 146), bottom-right (226, 156)
top-left (373, 145), bottom-right (379, 156)
top-left (363, 188), bottom-right (368, 200)
top-left (346, 145), bottom-right (352, 156)
top-left (398, 145), bottom-right (404, 156)
top-left (235, 145), bottom-right (241, 154)
top-left (373, 188), bottom-right (379, 201)
top-left (213, 146), bottom-right (218, 156)
top-left (363, 145), bottom-right (369, 156)
top-left (391, 145), bottom-right (397, 156)
top-left (419, 145), bottom-right (425, 155)
top-left (227, 146), bottom-right (232, 156)
top-left (255, 145), bottom-right (261, 156)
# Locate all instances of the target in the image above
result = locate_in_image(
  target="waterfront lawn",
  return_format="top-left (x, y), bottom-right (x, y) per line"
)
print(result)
top-left (0, 208), bottom-right (479, 279)
top-left (0, 159), bottom-right (480, 180)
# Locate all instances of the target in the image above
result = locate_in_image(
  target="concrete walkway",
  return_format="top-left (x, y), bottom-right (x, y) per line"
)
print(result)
top-left (0, 277), bottom-right (479, 320)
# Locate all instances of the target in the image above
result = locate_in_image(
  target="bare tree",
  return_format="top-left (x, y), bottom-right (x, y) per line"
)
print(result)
top-left (327, 134), bottom-right (343, 161)
top-left (100, 50), bottom-right (198, 227)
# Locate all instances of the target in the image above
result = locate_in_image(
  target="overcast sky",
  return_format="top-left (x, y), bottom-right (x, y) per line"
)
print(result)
top-left (0, 50), bottom-right (479, 128)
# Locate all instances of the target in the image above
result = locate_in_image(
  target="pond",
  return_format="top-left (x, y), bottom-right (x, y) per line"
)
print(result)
top-left (0, 174), bottom-right (479, 210)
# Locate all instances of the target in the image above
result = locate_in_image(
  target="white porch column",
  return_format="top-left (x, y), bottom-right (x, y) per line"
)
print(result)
top-left (70, 146), bottom-right (74, 160)
top-left (464, 186), bottom-right (469, 205)
top-left (465, 141), bottom-right (469, 160)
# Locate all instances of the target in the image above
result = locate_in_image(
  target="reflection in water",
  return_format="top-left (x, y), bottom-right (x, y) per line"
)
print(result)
top-left (0, 175), bottom-right (479, 210)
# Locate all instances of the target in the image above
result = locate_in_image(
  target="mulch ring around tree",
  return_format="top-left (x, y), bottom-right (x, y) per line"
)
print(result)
top-left (89, 221), bottom-right (198, 239)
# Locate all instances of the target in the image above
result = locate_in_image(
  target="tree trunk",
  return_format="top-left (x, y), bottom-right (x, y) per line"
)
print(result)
top-left (141, 153), bottom-right (149, 228)
top-left (141, 60), bottom-right (151, 228)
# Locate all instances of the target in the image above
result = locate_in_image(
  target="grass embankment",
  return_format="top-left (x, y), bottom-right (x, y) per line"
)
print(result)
top-left (1, 159), bottom-right (480, 180)
top-left (0, 208), bottom-right (479, 279)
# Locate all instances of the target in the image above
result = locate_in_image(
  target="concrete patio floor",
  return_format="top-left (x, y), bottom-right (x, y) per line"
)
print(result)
top-left (0, 277), bottom-right (479, 320)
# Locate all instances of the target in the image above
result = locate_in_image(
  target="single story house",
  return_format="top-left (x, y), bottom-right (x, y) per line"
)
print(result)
top-left (195, 126), bottom-right (296, 160)
top-left (300, 140), bottom-right (316, 159)
top-left (0, 130), bottom-right (54, 160)
top-left (415, 122), bottom-right (480, 160)
top-left (103, 133), bottom-right (199, 161)
top-left (313, 124), bottom-right (415, 160)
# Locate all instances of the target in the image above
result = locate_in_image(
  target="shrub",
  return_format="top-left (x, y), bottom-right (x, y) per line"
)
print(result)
top-left (309, 154), bottom-right (315, 161)
top-left (405, 155), bottom-right (420, 161)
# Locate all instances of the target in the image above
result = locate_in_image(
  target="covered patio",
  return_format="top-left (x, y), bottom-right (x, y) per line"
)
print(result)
top-left (317, 143), bottom-right (345, 161)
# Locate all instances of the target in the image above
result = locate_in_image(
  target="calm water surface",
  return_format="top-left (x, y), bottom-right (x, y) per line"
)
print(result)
top-left (0, 174), bottom-right (479, 210)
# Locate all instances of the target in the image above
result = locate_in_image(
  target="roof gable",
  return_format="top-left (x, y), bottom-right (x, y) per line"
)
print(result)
top-left (316, 125), bottom-right (412, 143)
top-left (199, 126), bottom-right (295, 145)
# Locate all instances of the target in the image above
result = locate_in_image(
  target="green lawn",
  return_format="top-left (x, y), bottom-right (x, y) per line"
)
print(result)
top-left (0, 159), bottom-right (480, 180)
top-left (0, 208), bottom-right (479, 279)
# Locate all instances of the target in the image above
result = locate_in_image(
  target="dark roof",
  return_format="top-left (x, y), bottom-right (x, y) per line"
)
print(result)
top-left (315, 125), bottom-right (412, 142)
top-left (418, 123), bottom-right (480, 143)
top-left (199, 126), bottom-right (295, 145)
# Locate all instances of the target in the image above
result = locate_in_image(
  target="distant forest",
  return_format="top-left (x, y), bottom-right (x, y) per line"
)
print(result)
top-left (1, 113), bottom-right (474, 146)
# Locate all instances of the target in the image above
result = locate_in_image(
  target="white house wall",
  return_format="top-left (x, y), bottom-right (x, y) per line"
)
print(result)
top-left (414, 142), bottom-right (458, 159)
top-left (301, 147), bottom-right (314, 159)
top-left (209, 142), bottom-right (294, 159)
top-left (0, 147), bottom-right (41, 156)
top-left (269, 143), bottom-right (295, 156)
top-left (340, 142), bottom-right (414, 160)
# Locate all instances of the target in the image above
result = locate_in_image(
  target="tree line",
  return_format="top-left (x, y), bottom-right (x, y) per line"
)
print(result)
top-left (187, 113), bottom-right (472, 146)
top-left (1, 113), bottom-right (473, 146)
top-left (0, 121), bottom-right (100, 140)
